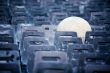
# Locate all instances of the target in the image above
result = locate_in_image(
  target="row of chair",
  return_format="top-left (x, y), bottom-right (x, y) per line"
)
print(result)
top-left (0, 0), bottom-right (110, 73)
top-left (20, 26), bottom-right (110, 73)
top-left (19, 25), bottom-right (75, 73)
top-left (0, 24), bottom-right (21, 73)
top-left (0, 0), bottom-right (11, 24)
top-left (8, 0), bottom-right (110, 26)
top-left (18, 22), bottom-right (110, 73)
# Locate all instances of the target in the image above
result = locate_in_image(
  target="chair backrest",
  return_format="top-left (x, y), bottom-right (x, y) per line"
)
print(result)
top-left (85, 31), bottom-right (110, 43)
top-left (0, 25), bottom-right (14, 43)
top-left (54, 31), bottom-right (77, 47)
top-left (21, 26), bottom-right (44, 38)
top-left (68, 44), bottom-right (94, 63)
top-left (21, 36), bottom-right (49, 64)
top-left (56, 37), bottom-right (82, 51)
top-left (68, 44), bottom-right (94, 52)
top-left (0, 29), bottom-right (13, 36)
top-left (0, 63), bottom-right (21, 73)
top-left (0, 43), bottom-right (19, 63)
top-left (85, 64), bottom-right (110, 73)
top-left (20, 27), bottom-right (45, 49)
top-left (27, 51), bottom-right (72, 73)
top-left (0, 43), bottom-right (18, 50)
top-left (0, 24), bottom-right (13, 31)
top-left (98, 44), bottom-right (110, 53)
top-left (0, 36), bottom-right (14, 43)
top-left (27, 45), bottom-right (56, 64)
top-left (86, 37), bottom-right (110, 48)
top-left (0, 43), bottom-right (21, 72)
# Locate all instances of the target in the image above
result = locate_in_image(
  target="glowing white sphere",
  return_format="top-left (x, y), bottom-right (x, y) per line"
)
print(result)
top-left (57, 16), bottom-right (92, 42)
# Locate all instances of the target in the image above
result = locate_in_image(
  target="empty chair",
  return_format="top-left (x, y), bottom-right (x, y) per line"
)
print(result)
top-left (54, 31), bottom-right (78, 50)
top-left (85, 31), bottom-right (110, 43)
top-left (105, 24), bottom-right (110, 31)
top-left (9, 0), bottom-right (24, 5)
top-left (11, 16), bottom-right (29, 25)
top-left (85, 52), bottom-right (109, 62)
top-left (62, 2), bottom-right (73, 8)
top-left (33, 16), bottom-right (49, 26)
top-left (0, 24), bottom-right (13, 30)
top-left (86, 37), bottom-right (110, 48)
top-left (85, 64), bottom-right (110, 73)
top-left (67, 6), bottom-right (80, 16)
top-left (0, 43), bottom-right (18, 50)
top-left (54, 31), bottom-right (77, 44)
top-left (0, 36), bottom-right (14, 43)
top-left (84, 5), bottom-right (102, 20)
top-left (21, 36), bottom-right (48, 64)
top-left (0, 63), bottom-right (21, 73)
top-left (0, 30), bottom-right (13, 37)
top-left (27, 51), bottom-right (73, 73)
top-left (49, 5), bottom-right (64, 13)
top-left (20, 26), bottom-right (44, 49)
top-left (51, 12), bottom-right (68, 25)
top-left (0, 43), bottom-right (20, 63)
top-left (26, 45), bottom-right (56, 64)
top-left (10, 5), bottom-right (27, 16)
top-left (19, 26), bottom-right (44, 46)
top-left (13, 12), bottom-right (27, 17)
top-left (83, 51), bottom-right (110, 73)
top-left (68, 43), bottom-right (95, 55)
top-left (68, 44), bottom-right (94, 53)
top-left (92, 25), bottom-right (105, 32)
top-left (12, 5), bottom-right (26, 12)
top-left (0, 24), bottom-right (14, 37)
top-left (0, 43), bottom-right (21, 73)
top-left (98, 44), bottom-right (110, 53)
top-left (0, 31), bottom-right (14, 43)
top-left (90, 12), bottom-right (105, 25)
top-left (68, 44), bottom-right (95, 71)
top-left (55, 37), bottom-right (82, 51)
top-left (39, 0), bottom-right (54, 7)
top-left (29, 7), bottom-right (47, 17)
